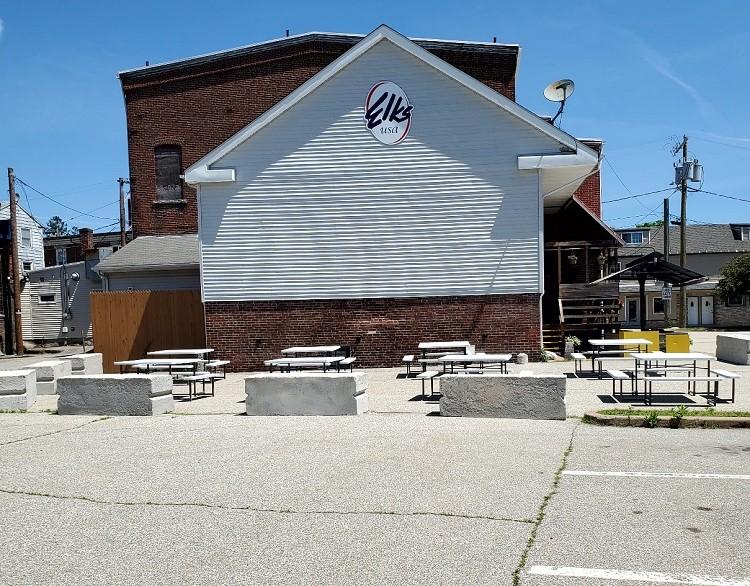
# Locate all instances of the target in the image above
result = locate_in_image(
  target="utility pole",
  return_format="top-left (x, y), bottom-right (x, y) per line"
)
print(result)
top-left (118, 178), bottom-right (129, 248)
top-left (7, 168), bottom-right (24, 355)
top-left (663, 197), bottom-right (671, 323)
top-left (678, 136), bottom-right (688, 328)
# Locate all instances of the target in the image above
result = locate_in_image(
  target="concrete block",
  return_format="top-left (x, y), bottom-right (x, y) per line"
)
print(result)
top-left (57, 374), bottom-right (174, 416)
top-left (37, 380), bottom-right (58, 395)
top-left (62, 353), bottom-right (104, 375)
top-left (27, 360), bottom-right (72, 382)
top-left (0, 369), bottom-right (37, 410)
top-left (716, 333), bottom-right (750, 365)
top-left (439, 374), bottom-right (566, 420)
top-left (245, 372), bottom-right (368, 416)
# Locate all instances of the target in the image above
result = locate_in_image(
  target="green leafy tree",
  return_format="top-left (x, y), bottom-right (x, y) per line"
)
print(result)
top-left (635, 220), bottom-right (664, 228)
top-left (716, 253), bottom-right (750, 300)
top-left (44, 215), bottom-right (78, 237)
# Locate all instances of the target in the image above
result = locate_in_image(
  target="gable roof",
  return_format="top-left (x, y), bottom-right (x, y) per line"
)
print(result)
top-left (0, 202), bottom-right (45, 229)
top-left (185, 24), bottom-right (597, 184)
top-left (95, 235), bottom-right (199, 274)
top-left (617, 224), bottom-right (750, 256)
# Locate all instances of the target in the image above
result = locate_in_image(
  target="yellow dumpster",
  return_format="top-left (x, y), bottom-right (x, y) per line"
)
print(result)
top-left (665, 332), bottom-right (691, 353)
top-left (618, 329), bottom-right (659, 354)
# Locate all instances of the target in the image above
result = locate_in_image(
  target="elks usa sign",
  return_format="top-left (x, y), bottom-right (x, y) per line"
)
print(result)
top-left (364, 81), bottom-right (413, 145)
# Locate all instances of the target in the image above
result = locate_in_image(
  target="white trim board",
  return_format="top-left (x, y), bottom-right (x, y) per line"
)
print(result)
top-left (527, 566), bottom-right (750, 585)
top-left (185, 24), bottom-right (597, 184)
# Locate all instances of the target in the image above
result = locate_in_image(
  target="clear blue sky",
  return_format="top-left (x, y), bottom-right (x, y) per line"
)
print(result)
top-left (1, 1), bottom-right (748, 231)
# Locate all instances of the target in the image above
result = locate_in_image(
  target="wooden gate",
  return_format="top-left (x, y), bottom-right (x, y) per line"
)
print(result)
top-left (91, 290), bottom-right (206, 373)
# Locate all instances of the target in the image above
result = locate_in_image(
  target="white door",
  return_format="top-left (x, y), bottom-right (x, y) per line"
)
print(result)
top-left (687, 297), bottom-right (700, 326)
top-left (701, 296), bottom-right (714, 325)
top-left (626, 298), bottom-right (639, 324)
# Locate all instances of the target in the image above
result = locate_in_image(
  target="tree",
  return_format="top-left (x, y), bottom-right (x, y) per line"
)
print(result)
top-left (716, 253), bottom-right (750, 300)
top-left (44, 216), bottom-right (78, 237)
top-left (635, 220), bottom-right (664, 228)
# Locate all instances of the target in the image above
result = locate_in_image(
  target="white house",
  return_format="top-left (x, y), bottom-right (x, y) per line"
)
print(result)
top-left (0, 202), bottom-right (45, 273)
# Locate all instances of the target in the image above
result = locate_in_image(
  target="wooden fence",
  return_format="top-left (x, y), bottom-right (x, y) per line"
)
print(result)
top-left (91, 290), bottom-right (206, 373)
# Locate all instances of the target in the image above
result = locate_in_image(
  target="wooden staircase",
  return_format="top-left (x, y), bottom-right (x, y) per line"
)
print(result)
top-left (542, 325), bottom-right (563, 353)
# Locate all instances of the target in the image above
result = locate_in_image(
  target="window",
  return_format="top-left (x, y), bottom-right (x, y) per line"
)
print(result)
top-left (39, 294), bottom-right (55, 303)
top-left (22, 261), bottom-right (32, 271)
top-left (21, 228), bottom-right (31, 248)
top-left (155, 145), bottom-right (183, 200)
top-left (653, 297), bottom-right (665, 315)
top-left (742, 226), bottom-right (750, 241)
top-left (727, 294), bottom-right (745, 307)
top-left (620, 230), bottom-right (648, 245)
top-left (56, 247), bottom-right (67, 265)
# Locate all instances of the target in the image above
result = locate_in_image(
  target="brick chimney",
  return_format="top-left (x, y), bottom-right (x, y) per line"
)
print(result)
top-left (79, 228), bottom-right (94, 255)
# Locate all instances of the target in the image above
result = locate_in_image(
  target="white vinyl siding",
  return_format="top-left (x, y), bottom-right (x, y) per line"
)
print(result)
top-left (0, 204), bottom-right (44, 271)
top-left (199, 40), bottom-right (563, 301)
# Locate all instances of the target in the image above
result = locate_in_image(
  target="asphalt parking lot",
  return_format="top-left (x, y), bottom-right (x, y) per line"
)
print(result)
top-left (1, 412), bottom-right (748, 585)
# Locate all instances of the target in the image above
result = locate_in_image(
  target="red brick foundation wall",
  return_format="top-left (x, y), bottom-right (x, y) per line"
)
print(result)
top-left (205, 293), bottom-right (541, 371)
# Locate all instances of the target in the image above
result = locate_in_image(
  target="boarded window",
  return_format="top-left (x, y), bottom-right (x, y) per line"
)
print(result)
top-left (155, 145), bottom-right (183, 200)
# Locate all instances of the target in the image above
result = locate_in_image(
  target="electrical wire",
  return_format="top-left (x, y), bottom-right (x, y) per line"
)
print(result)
top-left (694, 189), bottom-right (750, 204)
top-left (15, 178), bottom-right (118, 221)
top-left (66, 200), bottom-right (119, 222)
top-left (602, 188), bottom-right (674, 204)
top-left (693, 136), bottom-right (750, 152)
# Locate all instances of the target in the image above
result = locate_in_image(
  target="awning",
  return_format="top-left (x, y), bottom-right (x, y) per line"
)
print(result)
top-left (588, 252), bottom-right (706, 287)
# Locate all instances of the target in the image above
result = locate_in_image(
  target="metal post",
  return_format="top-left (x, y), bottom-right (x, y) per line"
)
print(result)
top-left (118, 178), bottom-right (128, 248)
top-left (7, 168), bottom-right (24, 355)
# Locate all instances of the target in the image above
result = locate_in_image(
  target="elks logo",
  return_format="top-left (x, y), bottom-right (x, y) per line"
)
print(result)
top-left (364, 81), bottom-right (413, 145)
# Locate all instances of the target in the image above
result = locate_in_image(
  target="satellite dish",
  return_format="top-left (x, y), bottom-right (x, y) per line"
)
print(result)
top-left (544, 79), bottom-right (575, 102)
top-left (543, 79), bottom-right (575, 127)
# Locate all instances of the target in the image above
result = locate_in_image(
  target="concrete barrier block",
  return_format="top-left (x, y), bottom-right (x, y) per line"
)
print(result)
top-left (37, 380), bottom-right (58, 395)
top-left (27, 360), bottom-right (72, 382)
top-left (0, 369), bottom-right (37, 410)
top-left (245, 372), bottom-right (368, 416)
top-left (62, 353), bottom-right (104, 375)
top-left (57, 374), bottom-right (174, 416)
top-left (439, 374), bottom-right (566, 420)
top-left (716, 334), bottom-right (750, 365)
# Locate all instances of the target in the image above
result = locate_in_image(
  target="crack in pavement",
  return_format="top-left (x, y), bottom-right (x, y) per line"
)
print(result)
top-left (0, 487), bottom-right (534, 524)
top-left (0, 416), bottom-right (111, 447)
top-left (512, 420), bottom-right (580, 586)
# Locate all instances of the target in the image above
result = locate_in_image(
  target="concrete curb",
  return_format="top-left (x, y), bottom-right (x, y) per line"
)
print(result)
top-left (582, 411), bottom-right (750, 429)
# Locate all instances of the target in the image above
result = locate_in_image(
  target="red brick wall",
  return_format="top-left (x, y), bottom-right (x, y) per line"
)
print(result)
top-left (122, 38), bottom-right (518, 237)
top-left (573, 172), bottom-right (601, 218)
top-left (205, 293), bottom-right (540, 371)
top-left (573, 140), bottom-right (602, 217)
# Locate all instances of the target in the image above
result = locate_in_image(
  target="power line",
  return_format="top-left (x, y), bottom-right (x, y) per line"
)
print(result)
top-left (603, 187), bottom-right (674, 204)
top-left (66, 200), bottom-right (119, 222)
top-left (14, 178), bottom-right (118, 222)
top-left (91, 220), bottom-right (120, 232)
top-left (695, 188), bottom-right (750, 204)
top-left (693, 136), bottom-right (750, 152)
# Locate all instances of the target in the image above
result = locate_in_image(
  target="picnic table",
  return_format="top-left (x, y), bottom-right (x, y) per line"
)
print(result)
top-left (438, 353), bottom-right (512, 374)
top-left (265, 356), bottom-right (345, 373)
top-left (417, 341), bottom-right (471, 371)
top-left (281, 346), bottom-right (341, 356)
top-left (147, 349), bottom-right (215, 360)
top-left (588, 338), bottom-right (653, 377)
top-left (113, 358), bottom-right (204, 375)
top-left (631, 352), bottom-right (716, 393)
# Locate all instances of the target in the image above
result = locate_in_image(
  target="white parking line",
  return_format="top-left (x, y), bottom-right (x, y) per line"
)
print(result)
top-left (527, 565), bottom-right (750, 585)
top-left (563, 471), bottom-right (750, 480)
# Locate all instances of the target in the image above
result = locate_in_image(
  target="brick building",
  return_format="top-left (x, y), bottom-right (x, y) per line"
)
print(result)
top-left (115, 25), bottom-right (621, 368)
top-left (43, 228), bottom-right (130, 267)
